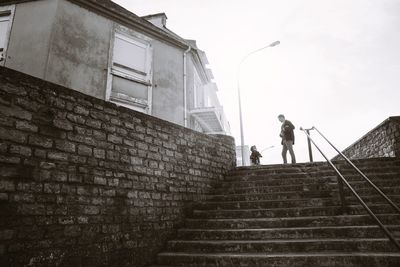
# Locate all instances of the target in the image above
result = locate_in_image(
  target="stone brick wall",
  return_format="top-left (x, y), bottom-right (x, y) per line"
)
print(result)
top-left (333, 117), bottom-right (400, 160)
top-left (0, 67), bottom-right (236, 267)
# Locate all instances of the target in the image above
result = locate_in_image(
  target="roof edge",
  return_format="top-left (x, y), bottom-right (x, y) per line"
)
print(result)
top-left (0, 0), bottom-right (42, 5)
top-left (68, 0), bottom-right (188, 49)
top-left (142, 12), bottom-right (167, 19)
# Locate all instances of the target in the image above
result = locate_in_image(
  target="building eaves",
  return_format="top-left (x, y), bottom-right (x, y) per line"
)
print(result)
top-left (2, 0), bottom-right (182, 50)
top-left (142, 12), bottom-right (168, 20)
top-left (68, 0), bottom-right (191, 49)
top-left (0, 0), bottom-right (40, 5)
top-left (160, 26), bottom-right (214, 81)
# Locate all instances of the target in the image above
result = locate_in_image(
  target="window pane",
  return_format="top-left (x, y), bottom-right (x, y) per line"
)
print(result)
top-left (0, 16), bottom-right (10, 50)
top-left (113, 35), bottom-right (147, 74)
top-left (112, 75), bottom-right (148, 100)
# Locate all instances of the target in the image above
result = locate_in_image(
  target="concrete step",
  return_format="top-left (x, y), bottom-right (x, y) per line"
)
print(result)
top-left (185, 214), bottom-right (400, 229)
top-left (230, 159), bottom-right (400, 176)
top-left (195, 195), bottom-right (400, 210)
top-left (196, 197), bottom-right (339, 210)
top-left (218, 177), bottom-right (334, 188)
top-left (177, 225), bottom-right (400, 240)
top-left (166, 238), bottom-right (399, 253)
top-left (207, 187), bottom-right (400, 201)
top-left (231, 163), bottom-right (327, 174)
top-left (234, 164), bottom-right (400, 174)
top-left (213, 182), bottom-right (329, 195)
top-left (156, 252), bottom-right (400, 267)
top-left (217, 177), bottom-right (400, 190)
top-left (214, 179), bottom-right (400, 195)
top-left (223, 172), bottom-right (400, 184)
top-left (206, 190), bottom-right (334, 201)
top-left (191, 204), bottom-right (397, 219)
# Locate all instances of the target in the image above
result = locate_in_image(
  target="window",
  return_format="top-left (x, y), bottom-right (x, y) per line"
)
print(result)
top-left (109, 32), bottom-right (152, 113)
top-left (0, 8), bottom-right (13, 65)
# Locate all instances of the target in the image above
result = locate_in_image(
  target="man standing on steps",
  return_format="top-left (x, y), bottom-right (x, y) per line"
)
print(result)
top-left (278, 114), bottom-right (296, 164)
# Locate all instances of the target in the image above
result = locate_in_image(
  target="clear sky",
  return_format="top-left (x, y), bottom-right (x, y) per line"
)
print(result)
top-left (114, 0), bottom-right (400, 164)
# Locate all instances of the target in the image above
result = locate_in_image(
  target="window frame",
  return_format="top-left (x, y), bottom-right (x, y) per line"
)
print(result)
top-left (0, 5), bottom-right (15, 66)
top-left (106, 29), bottom-right (153, 114)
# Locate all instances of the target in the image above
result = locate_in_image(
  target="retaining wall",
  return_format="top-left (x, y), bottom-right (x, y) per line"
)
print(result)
top-left (333, 117), bottom-right (400, 160)
top-left (0, 67), bottom-right (236, 267)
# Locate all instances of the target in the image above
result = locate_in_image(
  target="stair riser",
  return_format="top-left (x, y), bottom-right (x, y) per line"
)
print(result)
top-left (218, 178), bottom-right (400, 190)
top-left (166, 240), bottom-right (398, 253)
top-left (224, 173), bottom-right (400, 184)
top-left (177, 227), bottom-right (400, 240)
top-left (218, 178), bottom-right (334, 188)
top-left (207, 188), bottom-right (400, 201)
top-left (229, 165), bottom-right (400, 179)
top-left (191, 205), bottom-right (395, 219)
top-left (207, 191), bottom-right (334, 201)
top-left (195, 198), bottom-right (338, 210)
top-left (215, 180), bottom-right (400, 195)
top-left (231, 159), bottom-right (400, 173)
top-left (207, 193), bottom-right (333, 202)
top-left (214, 184), bottom-right (328, 194)
top-left (185, 214), bottom-right (400, 229)
top-left (196, 195), bottom-right (400, 210)
top-left (157, 254), bottom-right (400, 267)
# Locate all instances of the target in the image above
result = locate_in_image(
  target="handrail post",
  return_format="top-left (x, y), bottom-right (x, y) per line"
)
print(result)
top-left (336, 176), bottom-right (347, 214)
top-left (300, 128), bottom-right (347, 213)
top-left (305, 128), bottom-right (314, 162)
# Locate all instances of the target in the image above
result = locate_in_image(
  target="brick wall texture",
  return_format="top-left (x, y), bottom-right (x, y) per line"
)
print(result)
top-left (0, 67), bottom-right (236, 267)
top-left (333, 117), bottom-right (400, 160)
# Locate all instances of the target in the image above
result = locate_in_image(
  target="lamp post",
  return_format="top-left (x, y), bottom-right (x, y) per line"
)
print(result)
top-left (237, 40), bottom-right (280, 166)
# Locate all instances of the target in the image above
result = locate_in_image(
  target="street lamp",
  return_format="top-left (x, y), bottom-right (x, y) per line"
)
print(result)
top-left (237, 40), bottom-right (280, 166)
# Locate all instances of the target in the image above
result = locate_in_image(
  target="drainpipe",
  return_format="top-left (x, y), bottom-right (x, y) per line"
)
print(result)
top-left (183, 45), bottom-right (191, 128)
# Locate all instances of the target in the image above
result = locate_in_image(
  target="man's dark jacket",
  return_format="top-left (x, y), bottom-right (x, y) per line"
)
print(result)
top-left (281, 120), bottom-right (295, 144)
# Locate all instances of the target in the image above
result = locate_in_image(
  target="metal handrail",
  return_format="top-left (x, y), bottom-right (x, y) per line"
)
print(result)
top-left (300, 127), bottom-right (400, 251)
top-left (313, 126), bottom-right (400, 214)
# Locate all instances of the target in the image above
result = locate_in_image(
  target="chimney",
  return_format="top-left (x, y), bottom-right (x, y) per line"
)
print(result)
top-left (142, 13), bottom-right (168, 28)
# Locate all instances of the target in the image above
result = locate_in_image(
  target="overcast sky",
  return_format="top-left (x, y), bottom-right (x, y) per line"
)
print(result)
top-left (114, 0), bottom-right (400, 164)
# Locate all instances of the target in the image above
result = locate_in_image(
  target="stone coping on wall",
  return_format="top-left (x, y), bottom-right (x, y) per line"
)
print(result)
top-left (332, 116), bottom-right (400, 160)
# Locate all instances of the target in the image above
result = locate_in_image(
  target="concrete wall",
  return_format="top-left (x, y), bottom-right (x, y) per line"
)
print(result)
top-left (45, 0), bottom-right (112, 100)
top-left (5, 0), bottom-right (58, 78)
top-left (0, 66), bottom-right (236, 267)
top-left (333, 116), bottom-right (400, 160)
top-left (151, 39), bottom-right (185, 126)
top-left (2, 0), bottom-right (221, 130)
top-left (4, 0), bottom-right (112, 99)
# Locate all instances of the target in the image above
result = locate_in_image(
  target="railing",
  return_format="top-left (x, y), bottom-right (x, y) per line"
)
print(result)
top-left (300, 126), bottom-right (400, 251)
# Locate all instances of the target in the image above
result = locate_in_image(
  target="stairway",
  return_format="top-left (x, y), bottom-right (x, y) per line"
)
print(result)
top-left (152, 158), bottom-right (400, 266)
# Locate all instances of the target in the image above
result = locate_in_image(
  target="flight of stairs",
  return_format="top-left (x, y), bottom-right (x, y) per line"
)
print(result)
top-left (152, 158), bottom-right (400, 266)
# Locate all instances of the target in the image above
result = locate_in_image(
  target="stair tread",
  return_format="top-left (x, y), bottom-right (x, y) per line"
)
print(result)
top-left (200, 195), bottom-right (400, 204)
top-left (193, 203), bottom-right (392, 212)
top-left (169, 238), bottom-right (393, 244)
top-left (158, 251), bottom-right (400, 257)
top-left (186, 213), bottom-right (399, 222)
top-left (178, 225), bottom-right (399, 232)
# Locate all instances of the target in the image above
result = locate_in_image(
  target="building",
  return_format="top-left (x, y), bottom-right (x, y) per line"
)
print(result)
top-left (0, 0), bottom-right (230, 135)
top-left (236, 145), bottom-right (250, 166)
